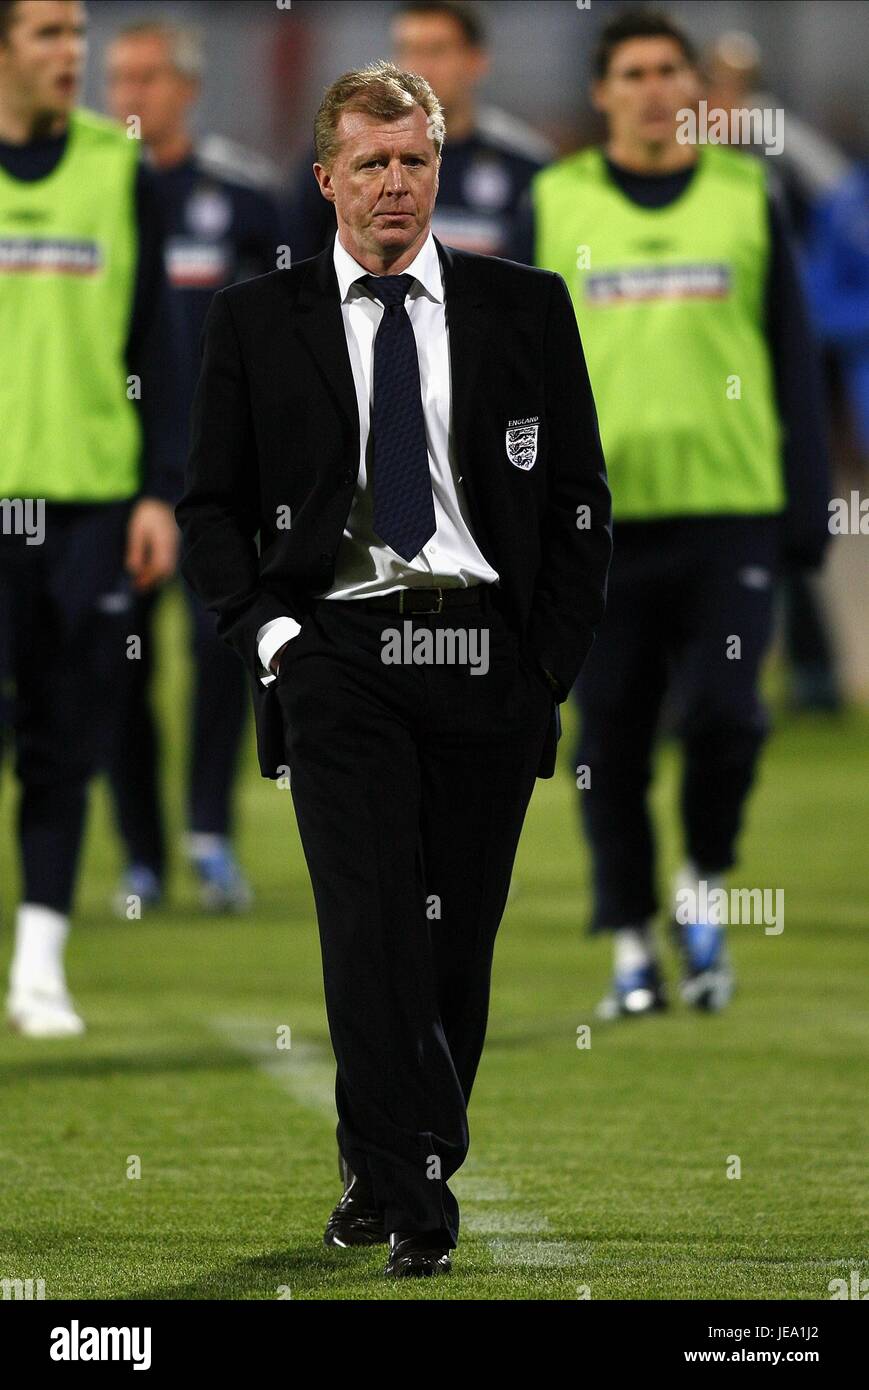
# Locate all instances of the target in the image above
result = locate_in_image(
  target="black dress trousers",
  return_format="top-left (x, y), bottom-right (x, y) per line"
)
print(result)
top-left (276, 588), bottom-right (553, 1246)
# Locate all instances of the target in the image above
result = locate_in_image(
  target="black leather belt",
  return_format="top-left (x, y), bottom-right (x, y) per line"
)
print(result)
top-left (326, 584), bottom-right (497, 615)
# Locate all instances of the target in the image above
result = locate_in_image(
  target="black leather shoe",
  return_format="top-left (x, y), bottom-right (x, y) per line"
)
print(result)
top-left (323, 1151), bottom-right (386, 1247)
top-left (384, 1230), bottom-right (453, 1277)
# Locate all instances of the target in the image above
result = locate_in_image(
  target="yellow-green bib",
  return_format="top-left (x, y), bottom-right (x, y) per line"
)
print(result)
top-left (0, 108), bottom-right (141, 501)
top-left (531, 146), bottom-right (784, 520)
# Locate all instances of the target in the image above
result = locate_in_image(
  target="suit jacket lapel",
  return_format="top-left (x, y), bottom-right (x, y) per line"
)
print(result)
top-left (434, 236), bottom-right (487, 530)
top-left (287, 236), bottom-right (487, 513)
top-left (291, 244), bottom-right (360, 446)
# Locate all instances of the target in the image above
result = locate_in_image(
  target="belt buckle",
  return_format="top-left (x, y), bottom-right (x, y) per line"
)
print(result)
top-left (400, 586), bottom-right (443, 615)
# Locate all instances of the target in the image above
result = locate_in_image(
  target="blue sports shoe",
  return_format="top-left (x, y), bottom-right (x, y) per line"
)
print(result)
top-left (674, 921), bottom-right (735, 1011)
top-left (596, 959), bottom-right (668, 1020)
top-left (191, 845), bottom-right (253, 913)
top-left (113, 864), bottom-right (162, 918)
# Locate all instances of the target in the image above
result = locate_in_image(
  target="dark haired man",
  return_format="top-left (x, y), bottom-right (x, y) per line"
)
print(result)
top-left (512, 9), bottom-right (830, 1017)
top-left (0, 0), bottom-right (180, 1035)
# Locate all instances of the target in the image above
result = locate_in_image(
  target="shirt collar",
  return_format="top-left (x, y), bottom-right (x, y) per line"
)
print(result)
top-left (333, 227), bottom-right (443, 305)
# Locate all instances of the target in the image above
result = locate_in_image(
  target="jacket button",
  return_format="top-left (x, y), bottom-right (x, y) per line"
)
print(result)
top-left (343, 471), bottom-right (354, 484)
top-left (319, 552), bottom-right (331, 563)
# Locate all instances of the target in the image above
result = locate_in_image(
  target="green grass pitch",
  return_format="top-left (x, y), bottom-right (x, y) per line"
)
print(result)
top-left (1, 586), bottom-right (866, 1300)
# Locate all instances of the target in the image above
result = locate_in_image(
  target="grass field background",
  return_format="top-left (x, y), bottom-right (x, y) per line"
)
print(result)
top-left (1, 586), bottom-right (866, 1300)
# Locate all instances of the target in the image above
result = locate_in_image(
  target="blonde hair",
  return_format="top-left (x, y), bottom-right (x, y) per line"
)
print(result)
top-left (113, 19), bottom-right (204, 81)
top-left (314, 61), bottom-right (445, 168)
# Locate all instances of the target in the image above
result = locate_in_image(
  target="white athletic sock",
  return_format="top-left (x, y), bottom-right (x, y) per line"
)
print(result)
top-left (614, 924), bottom-right (654, 974)
top-left (185, 832), bottom-right (228, 861)
top-left (9, 903), bottom-right (70, 996)
top-left (674, 861), bottom-right (726, 925)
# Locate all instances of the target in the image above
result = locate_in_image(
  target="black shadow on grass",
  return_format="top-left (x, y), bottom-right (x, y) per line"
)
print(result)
top-left (0, 1045), bottom-right (251, 1084)
top-left (126, 1245), bottom-right (391, 1299)
top-left (126, 1240), bottom-right (501, 1300)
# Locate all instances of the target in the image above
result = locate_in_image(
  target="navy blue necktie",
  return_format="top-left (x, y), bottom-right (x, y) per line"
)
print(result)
top-left (360, 273), bottom-right (436, 562)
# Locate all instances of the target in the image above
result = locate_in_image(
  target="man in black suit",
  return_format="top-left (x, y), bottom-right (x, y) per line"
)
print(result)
top-left (176, 61), bottom-right (611, 1279)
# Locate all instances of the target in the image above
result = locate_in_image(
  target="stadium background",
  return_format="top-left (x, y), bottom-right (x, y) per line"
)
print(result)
top-left (1, 0), bottom-right (866, 1300)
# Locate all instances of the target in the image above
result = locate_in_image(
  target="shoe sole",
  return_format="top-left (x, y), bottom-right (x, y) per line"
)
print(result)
top-left (384, 1259), bottom-right (452, 1277)
top-left (8, 1013), bottom-right (86, 1038)
top-left (680, 968), bottom-right (735, 1012)
top-left (112, 892), bottom-right (161, 917)
top-left (323, 1229), bottom-right (387, 1248)
top-left (199, 889), bottom-right (253, 914)
top-left (596, 993), bottom-right (668, 1021)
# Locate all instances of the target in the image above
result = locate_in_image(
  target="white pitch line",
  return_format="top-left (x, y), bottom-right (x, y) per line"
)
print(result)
top-left (452, 1173), bottom-right (591, 1269)
top-left (450, 1175), bottom-right (515, 1203)
top-left (463, 1208), bottom-right (551, 1235)
top-left (211, 1014), bottom-right (584, 1270)
top-left (209, 1015), bottom-right (336, 1117)
top-left (488, 1238), bottom-right (590, 1269)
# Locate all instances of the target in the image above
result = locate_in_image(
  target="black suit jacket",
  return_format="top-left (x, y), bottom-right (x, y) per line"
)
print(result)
top-left (176, 236), bottom-right (612, 779)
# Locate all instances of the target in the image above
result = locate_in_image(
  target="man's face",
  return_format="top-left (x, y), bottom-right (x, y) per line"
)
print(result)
top-left (391, 11), bottom-right (486, 113)
top-left (105, 33), bottom-right (196, 144)
top-left (0, 0), bottom-right (85, 120)
top-left (315, 103), bottom-right (440, 264)
top-left (594, 37), bottom-right (699, 149)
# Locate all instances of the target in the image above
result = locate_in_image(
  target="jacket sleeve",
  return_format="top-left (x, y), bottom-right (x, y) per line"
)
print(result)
top-left (765, 192), bottom-right (833, 570)
top-left (526, 272), bottom-right (613, 698)
top-left (504, 186), bottom-right (536, 267)
top-left (127, 161), bottom-right (186, 505)
top-left (174, 290), bottom-right (301, 675)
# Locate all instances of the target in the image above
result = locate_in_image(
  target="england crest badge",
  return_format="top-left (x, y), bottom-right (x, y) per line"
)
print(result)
top-left (505, 417), bottom-right (539, 470)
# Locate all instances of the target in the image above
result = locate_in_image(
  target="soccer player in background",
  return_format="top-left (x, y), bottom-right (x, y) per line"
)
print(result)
top-left (805, 164), bottom-right (869, 460)
top-left (0, 0), bottom-right (180, 1036)
top-left (287, 0), bottom-right (552, 260)
top-left (104, 20), bottom-right (284, 913)
top-left (512, 8), bottom-right (832, 1017)
top-left (703, 29), bottom-right (848, 713)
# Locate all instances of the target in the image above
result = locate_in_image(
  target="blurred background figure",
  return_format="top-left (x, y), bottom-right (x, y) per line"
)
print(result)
top-left (704, 29), bottom-right (851, 713)
top-left (703, 30), bottom-right (851, 242)
top-left (0, 0), bottom-right (179, 1035)
top-left (104, 19), bottom-right (284, 915)
top-left (804, 163), bottom-right (869, 461)
top-left (514, 8), bottom-right (831, 1018)
top-left (286, 0), bottom-right (552, 260)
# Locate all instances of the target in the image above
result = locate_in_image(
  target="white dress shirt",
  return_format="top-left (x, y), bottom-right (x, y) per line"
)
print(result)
top-left (256, 228), bottom-right (499, 683)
